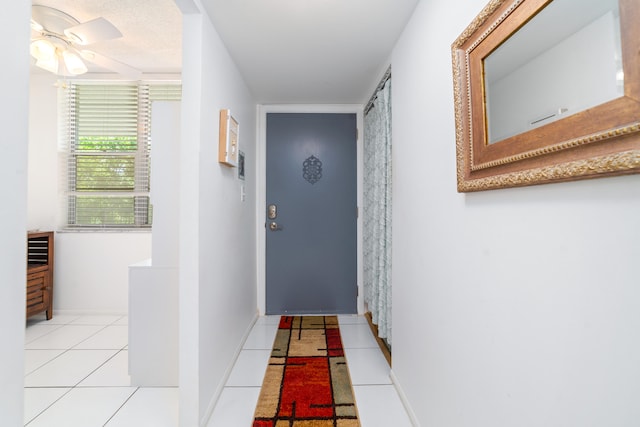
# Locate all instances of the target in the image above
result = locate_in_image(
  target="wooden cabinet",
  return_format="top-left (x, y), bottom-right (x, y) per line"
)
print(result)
top-left (27, 231), bottom-right (54, 320)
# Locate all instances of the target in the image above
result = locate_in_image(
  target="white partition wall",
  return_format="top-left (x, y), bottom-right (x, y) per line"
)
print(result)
top-left (178, 4), bottom-right (258, 424)
top-left (150, 102), bottom-right (181, 267)
top-left (129, 101), bottom-right (181, 386)
top-left (0, 2), bottom-right (29, 424)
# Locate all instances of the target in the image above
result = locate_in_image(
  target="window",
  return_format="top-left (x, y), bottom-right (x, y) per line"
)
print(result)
top-left (61, 82), bottom-right (181, 229)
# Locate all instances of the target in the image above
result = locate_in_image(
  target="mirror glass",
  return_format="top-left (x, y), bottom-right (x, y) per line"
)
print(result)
top-left (484, 0), bottom-right (623, 144)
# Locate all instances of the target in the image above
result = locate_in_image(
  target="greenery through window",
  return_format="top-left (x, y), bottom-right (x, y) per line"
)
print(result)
top-left (62, 82), bottom-right (181, 228)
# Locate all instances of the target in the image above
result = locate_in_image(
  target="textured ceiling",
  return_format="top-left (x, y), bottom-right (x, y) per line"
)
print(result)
top-left (30, 0), bottom-right (419, 103)
top-left (30, 0), bottom-right (182, 75)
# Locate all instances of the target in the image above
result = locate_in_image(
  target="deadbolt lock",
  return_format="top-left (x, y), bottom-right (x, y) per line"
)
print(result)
top-left (268, 204), bottom-right (277, 220)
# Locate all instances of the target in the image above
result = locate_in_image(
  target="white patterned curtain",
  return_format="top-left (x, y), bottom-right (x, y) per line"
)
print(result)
top-left (363, 77), bottom-right (392, 346)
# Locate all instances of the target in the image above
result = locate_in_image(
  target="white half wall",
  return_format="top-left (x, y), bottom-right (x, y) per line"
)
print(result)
top-left (128, 101), bottom-right (181, 387)
top-left (391, 1), bottom-right (640, 426)
top-left (0, 2), bottom-right (30, 424)
top-left (129, 262), bottom-right (179, 386)
top-left (55, 232), bottom-right (151, 313)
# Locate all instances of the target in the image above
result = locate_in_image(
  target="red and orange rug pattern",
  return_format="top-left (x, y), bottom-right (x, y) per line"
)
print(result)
top-left (253, 316), bottom-right (360, 427)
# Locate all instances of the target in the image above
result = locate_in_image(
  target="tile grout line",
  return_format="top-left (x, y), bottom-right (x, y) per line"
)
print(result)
top-left (25, 323), bottom-right (113, 350)
top-left (102, 387), bottom-right (141, 426)
top-left (24, 348), bottom-right (70, 376)
top-left (25, 328), bottom-right (128, 382)
top-left (24, 386), bottom-right (74, 426)
top-left (73, 347), bottom-right (128, 388)
top-left (222, 385), bottom-right (263, 389)
top-left (69, 324), bottom-right (115, 349)
top-left (24, 323), bottom-right (65, 345)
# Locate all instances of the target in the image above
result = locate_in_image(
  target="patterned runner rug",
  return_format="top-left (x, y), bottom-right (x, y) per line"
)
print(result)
top-left (253, 316), bottom-right (361, 426)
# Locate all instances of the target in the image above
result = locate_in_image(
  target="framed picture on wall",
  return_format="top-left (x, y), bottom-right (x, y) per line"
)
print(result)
top-left (218, 109), bottom-right (239, 167)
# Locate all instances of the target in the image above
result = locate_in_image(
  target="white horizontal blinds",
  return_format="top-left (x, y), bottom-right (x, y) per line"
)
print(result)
top-left (58, 83), bottom-right (74, 152)
top-left (135, 85), bottom-right (151, 226)
top-left (149, 84), bottom-right (182, 101)
top-left (65, 82), bottom-right (181, 228)
top-left (60, 83), bottom-right (76, 224)
top-left (67, 84), bottom-right (146, 227)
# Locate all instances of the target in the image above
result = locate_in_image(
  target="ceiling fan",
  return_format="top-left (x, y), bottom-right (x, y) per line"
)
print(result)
top-left (30, 4), bottom-right (141, 78)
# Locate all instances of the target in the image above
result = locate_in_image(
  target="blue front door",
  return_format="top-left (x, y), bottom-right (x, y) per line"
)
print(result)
top-left (266, 113), bottom-right (357, 314)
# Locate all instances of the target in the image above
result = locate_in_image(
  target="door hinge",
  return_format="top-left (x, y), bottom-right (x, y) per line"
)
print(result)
top-left (356, 206), bottom-right (359, 218)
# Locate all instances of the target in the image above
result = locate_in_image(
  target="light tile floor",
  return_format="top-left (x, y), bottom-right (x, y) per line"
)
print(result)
top-left (24, 314), bottom-right (412, 426)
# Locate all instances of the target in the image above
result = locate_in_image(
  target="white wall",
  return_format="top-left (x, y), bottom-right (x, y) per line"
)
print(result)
top-left (391, 1), bottom-right (640, 426)
top-left (178, 2), bottom-right (257, 425)
top-left (55, 232), bottom-right (152, 313)
top-left (28, 73), bottom-right (59, 228)
top-left (151, 101), bottom-right (181, 267)
top-left (0, 2), bottom-right (29, 424)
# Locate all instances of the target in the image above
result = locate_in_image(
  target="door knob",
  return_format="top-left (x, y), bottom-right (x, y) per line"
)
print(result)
top-left (269, 221), bottom-right (282, 231)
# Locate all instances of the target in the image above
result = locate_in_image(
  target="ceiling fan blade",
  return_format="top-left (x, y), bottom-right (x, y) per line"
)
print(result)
top-left (32, 5), bottom-right (79, 36)
top-left (80, 50), bottom-right (142, 80)
top-left (64, 17), bottom-right (122, 45)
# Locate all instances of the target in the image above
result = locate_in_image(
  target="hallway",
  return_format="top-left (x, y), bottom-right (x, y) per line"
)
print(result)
top-left (24, 313), bottom-right (412, 426)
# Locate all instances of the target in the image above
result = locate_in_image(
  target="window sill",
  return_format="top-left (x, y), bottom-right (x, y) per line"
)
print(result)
top-left (57, 227), bottom-right (152, 234)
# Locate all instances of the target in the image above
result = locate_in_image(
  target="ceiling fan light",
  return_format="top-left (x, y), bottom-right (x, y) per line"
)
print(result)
top-left (30, 19), bottom-right (44, 32)
top-left (35, 55), bottom-right (59, 74)
top-left (30, 39), bottom-right (55, 61)
top-left (62, 50), bottom-right (88, 75)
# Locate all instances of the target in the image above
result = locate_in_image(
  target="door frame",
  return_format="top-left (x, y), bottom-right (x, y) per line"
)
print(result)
top-left (257, 104), bottom-right (365, 315)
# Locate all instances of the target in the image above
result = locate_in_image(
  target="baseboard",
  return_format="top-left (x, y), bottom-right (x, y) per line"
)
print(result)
top-left (47, 309), bottom-right (128, 317)
top-left (390, 369), bottom-right (420, 427)
top-left (200, 311), bottom-right (260, 426)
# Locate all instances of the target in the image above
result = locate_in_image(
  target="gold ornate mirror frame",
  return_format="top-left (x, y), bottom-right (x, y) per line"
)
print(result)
top-left (452, 0), bottom-right (640, 192)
